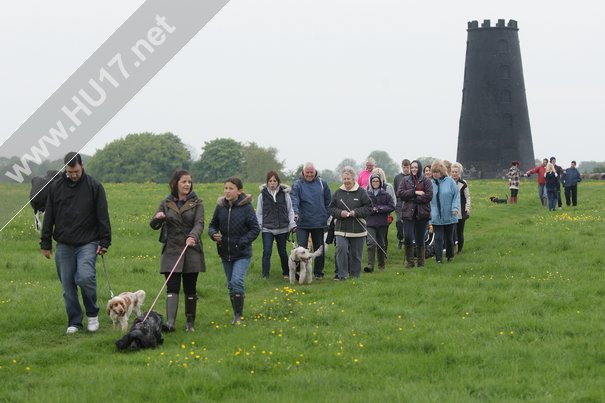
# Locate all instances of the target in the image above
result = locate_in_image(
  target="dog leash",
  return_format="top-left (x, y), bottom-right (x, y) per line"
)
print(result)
top-left (339, 199), bottom-right (387, 257)
top-left (142, 244), bottom-right (189, 323)
top-left (287, 228), bottom-right (298, 249)
top-left (100, 255), bottom-right (115, 298)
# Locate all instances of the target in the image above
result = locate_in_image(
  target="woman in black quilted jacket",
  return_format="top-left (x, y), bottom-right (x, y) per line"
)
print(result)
top-left (208, 176), bottom-right (260, 325)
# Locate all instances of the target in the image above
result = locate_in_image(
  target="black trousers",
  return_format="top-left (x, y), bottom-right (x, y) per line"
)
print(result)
top-left (564, 185), bottom-right (578, 206)
top-left (165, 272), bottom-right (198, 295)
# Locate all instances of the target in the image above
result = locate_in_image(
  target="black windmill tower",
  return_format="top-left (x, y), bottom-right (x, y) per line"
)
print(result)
top-left (456, 19), bottom-right (535, 178)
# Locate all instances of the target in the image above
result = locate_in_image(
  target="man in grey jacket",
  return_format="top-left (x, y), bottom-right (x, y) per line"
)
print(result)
top-left (563, 160), bottom-right (582, 207)
top-left (291, 162), bottom-right (331, 279)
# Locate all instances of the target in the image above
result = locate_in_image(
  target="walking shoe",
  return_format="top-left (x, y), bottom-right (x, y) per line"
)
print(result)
top-left (87, 316), bottom-right (99, 332)
top-left (66, 326), bottom-right (79, 334)
top-left (314, 273), bottom-right (324, 280)
top-left (363, 266), bottom-right (374, 273)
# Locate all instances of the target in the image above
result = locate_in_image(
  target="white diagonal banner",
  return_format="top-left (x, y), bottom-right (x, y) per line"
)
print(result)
top-left (0, 0), bottom-right (230, 231)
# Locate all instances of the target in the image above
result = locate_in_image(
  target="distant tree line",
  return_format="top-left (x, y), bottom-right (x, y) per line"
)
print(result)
top-left (2, 132), bottom-right (602, 183)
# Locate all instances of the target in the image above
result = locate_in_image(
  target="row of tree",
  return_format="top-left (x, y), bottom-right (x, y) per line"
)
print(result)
top-left (2, 132), bottom-right (604, 183)
top-left (0, 133), bottom-right (402, 184)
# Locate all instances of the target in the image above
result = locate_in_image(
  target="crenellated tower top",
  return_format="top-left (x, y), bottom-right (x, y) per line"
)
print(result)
top-left (467, 19), bottom-right (518, 30)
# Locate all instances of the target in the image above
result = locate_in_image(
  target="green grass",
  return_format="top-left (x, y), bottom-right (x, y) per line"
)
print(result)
top-left (1, 180), bottom-right (605, 402)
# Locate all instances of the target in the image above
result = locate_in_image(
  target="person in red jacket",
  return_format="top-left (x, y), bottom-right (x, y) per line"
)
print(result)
top-left (526, 158), bottom-right (548, 207)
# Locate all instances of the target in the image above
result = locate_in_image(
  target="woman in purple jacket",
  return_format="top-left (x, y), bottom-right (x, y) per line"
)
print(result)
top-left (397, 160), bottom-right (433, 268)
top-left (364, 173), bottom-right (395, 272)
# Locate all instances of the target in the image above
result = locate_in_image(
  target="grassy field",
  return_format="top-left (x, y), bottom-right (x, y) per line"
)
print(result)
top-left (1, 179), bottom-right (604, 402)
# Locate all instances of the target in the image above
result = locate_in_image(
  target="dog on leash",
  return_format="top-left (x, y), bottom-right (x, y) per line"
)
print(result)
top-left (106, 290), bottom-right (146, 332)
top-left (288, 245), bottom-right (324, 285)
top-left (115, 311), bottom-right (164, 352)
top-left (490, 196), bottom-right (508, 204)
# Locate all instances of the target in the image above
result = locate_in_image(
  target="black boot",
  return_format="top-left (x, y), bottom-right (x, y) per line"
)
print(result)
top-left (185, 294), bottom-right (197, 332)
top-left (377, 248), bottom-right (386, 272)
top-left (405, 244), bottom-right (415, 268)
top-left (417, 246), bottom-right (425, 267)
top-left (232, 293), bottom-right (244, 325)
top-left (364, 246), bottom-right (375, 273)
top-left (229, 293), bottom-right (236, 311)
top-left (162, 293), bottom-right (178, 332)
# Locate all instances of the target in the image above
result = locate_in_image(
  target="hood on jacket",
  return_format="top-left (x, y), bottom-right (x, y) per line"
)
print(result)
top-left (368, 173), bottom-right (383, 189)
top-left (339, 182), bottom-right (360, 191)
top-left (412, 160), bottom-right (424, 181)
top-left (258, 183), bottom-right (291, 193)
top-left (165, 191), bottom-right (198, 202)
top-left (216, 193), bottom-right (253, 207)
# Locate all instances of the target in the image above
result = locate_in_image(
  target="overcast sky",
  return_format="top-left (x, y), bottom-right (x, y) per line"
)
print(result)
top-left (1, 0), bottom-right (603, 173)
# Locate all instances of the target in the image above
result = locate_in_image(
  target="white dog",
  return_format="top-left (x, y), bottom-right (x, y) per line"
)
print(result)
top-left (288, 245), bottom-right (324, 285)
top-left (106, 290), bottom-right (146, 332)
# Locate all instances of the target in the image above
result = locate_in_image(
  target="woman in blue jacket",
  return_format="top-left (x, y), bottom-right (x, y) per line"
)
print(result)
top-left (209, 177), bottom-right (260, 325)
top-left (429, 161), bottom-right (460, 263)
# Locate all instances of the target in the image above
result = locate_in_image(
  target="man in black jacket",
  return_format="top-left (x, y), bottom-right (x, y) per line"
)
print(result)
top-left (40, 152), bottom-right (111, 334)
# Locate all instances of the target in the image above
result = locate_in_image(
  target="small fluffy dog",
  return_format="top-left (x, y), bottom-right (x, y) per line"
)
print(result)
top-left (289, 245), bottom-right (324, 285)
top-left (106, 290), bottom-right (146, 332)
top-left (115, 311), bottom-right (164, 352)
top-left (490, 196), bottom-right (508, 204)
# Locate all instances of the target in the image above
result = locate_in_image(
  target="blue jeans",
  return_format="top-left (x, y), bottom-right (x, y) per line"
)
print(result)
top-left (547, 190), bottom-right (558, 211)
top-left (261, 232), bottom-right (289, 277)
top-left (222, 257), bottom-right (251, 295)
top-left (55, 242), bottom-right (99, 328)
top-left (296, 227), bottom-right (325, 275)
top-left (403, 219), bottom-right (429, 246)
top-left (537, 184), bottom-right (547, 202)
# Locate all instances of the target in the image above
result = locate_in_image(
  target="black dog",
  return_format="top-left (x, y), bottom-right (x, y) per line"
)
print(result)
top-left (489, 196), bottom-right (508, 204)
top-left (115, 311), bottom-right (164, 351)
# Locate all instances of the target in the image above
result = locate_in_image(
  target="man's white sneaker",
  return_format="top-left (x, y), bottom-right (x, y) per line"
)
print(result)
top-left (66, 326), bottom-right (79, 334)
top-left (87, 316), bottom-right (99, 332)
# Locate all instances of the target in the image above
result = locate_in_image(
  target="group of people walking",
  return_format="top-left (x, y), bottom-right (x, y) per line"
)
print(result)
top-left (511, 157), bottom-right (582, 210)
top-left (40, 153), bottom-right (262, 334)
top-left (40, 152), bottom-right (474, 335)
top-left (38, 150), bottom-right (589, 336)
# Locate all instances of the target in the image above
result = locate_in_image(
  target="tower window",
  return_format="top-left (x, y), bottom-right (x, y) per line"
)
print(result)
top-left (498, 39), bottom-right (509, 54)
